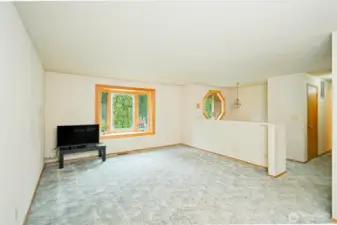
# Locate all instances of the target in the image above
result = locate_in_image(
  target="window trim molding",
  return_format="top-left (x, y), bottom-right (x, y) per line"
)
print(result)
top-left (95, 84), bottom-right (156, 139)
top-left (202, 90), bottom-right (226, 120)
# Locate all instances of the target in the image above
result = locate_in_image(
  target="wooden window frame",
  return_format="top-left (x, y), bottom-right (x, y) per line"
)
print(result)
top-left (202, 90), bottom-right (226, 120)
top-left (95, 84), bottom-right (155, 139)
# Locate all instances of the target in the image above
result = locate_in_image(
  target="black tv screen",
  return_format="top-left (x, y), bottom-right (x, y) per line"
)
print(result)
top-left (57, 124), bottom-right (99, 147)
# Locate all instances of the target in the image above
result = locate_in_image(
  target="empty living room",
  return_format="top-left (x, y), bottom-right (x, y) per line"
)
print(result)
top-left (2, 1), bottom-right (337, 224)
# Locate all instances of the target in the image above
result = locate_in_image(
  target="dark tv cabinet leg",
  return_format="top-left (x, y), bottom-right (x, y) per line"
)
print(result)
top-left (98, 149), bottom-right (102, 157)
top-left (59, 152), bottom-right (64, 169)
top-left (102, 148), bottom-right (106, 162)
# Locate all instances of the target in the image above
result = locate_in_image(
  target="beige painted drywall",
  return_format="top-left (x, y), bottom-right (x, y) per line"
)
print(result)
top-left (181, 84), bottom-right (268, 143)
top-left (304, 75), bottom-right (332, 156)
top-left (181, 84), bottom-right (231, 144)
top-left (324, 81), bottom-right (333, 152)
top-left (225, 84), bottom-right (268, 122)
top-left (268, 73), bottom-right (332, 162)
top-left (181, 84), bottom-right (286, 170)
top-left (0, 3), bottom-right (45, 225)
top-left (45, 72), bottom-right (183, 158)
top-left (188, 119), bottom-right (269, 167)
top-left (268, 124), bottom-right (287, 177)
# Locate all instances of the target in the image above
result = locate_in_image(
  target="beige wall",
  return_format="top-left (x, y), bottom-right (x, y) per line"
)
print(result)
top-left (323, 81), bottom-right (333, 151)
top-left (225, 84), bottom-right (267, 122)
top-left (181, 84), bottom-right (268, 143)
top-left (45, 72), bottom-right (183, 158)
top-left (268, 73), bottom-right (332, 162)
top-left (181, 84), bottom-right (270, 167)
top-left (0, 3), bottom-right (45, 225)
top-left (188, 120), bottom-right (269, 167)
top-left (45, 72), bottom-right (331, 163)
top-left (181, 84), bottom-right (231, 144)
top-left (268, 74), bottom-right (306, 161)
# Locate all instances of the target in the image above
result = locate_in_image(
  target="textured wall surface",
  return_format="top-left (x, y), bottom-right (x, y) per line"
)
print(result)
top-left (45, 72), bottom-right (183, 158)
top-left (0, 3), bottom-right (45, 225)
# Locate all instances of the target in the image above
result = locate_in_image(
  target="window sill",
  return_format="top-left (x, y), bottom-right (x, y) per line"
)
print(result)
top-left (100, 131), bottom-right (155, 139)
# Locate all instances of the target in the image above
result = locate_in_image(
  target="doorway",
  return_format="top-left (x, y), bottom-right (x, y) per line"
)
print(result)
top-left (307, 84), bottom-right (318, 161)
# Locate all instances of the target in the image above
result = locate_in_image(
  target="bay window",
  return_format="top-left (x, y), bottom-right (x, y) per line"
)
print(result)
top-left (95, 84), bottom-right (155, 139)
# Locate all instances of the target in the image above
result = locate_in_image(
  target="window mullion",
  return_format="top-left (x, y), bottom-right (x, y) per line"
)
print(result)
top-left (134, 94), bottom-right (139, 131)
top-left (107, 92), bottom-right (112, 133)
top-left (96, 88), bottom-right (102, 127)
top-left (148, 92), bottom-right (152, 133)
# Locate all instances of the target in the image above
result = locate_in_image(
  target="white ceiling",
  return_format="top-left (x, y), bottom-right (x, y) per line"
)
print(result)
top-left (15, 1), bottom-right (337, 86)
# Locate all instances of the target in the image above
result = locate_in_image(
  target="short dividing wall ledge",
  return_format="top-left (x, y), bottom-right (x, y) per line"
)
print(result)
top-left (184, 120), bottom-right (287, 178)
top-left (268, 171), bottom-right (287, 178)
top-left (183, 143), bottom-right (287, 179)
top-left (267, 124), bottom-right (287, 178)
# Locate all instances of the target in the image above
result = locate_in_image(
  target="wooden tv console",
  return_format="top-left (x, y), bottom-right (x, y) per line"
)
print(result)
top-left (58, 143), bottom-right (106, 169)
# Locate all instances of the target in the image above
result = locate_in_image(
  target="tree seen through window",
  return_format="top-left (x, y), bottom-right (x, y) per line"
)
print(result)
top-left (113, 94), bottom-right (133, 129)
top-left (96, 85), bottom-right (155, 138)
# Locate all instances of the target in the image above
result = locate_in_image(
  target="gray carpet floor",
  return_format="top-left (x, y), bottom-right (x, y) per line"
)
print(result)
top-left (27, 145), bottom-right (332, 224)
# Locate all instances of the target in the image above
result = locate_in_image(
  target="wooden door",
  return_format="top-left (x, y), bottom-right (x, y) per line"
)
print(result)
top-left (307, 84), bottom-right (318, 161)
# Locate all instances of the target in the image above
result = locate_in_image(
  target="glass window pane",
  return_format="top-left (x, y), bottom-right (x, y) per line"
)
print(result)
top-left (202, 91), bottom-right (225, 120)
top-left (138, 94), bottom-right (148, 131)
top-left (204, 96), bottom-right (212, 118)
top-left (112, 94), bottom-right (133, 129)
top-left (101, 92), bottom-right (108, 133)
top-left (213, 95), bottom-right (222, 119)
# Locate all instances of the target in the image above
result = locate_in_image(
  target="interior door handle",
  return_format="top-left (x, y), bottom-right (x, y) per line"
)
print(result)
top-left (308, 125), bottom-right (313, 128)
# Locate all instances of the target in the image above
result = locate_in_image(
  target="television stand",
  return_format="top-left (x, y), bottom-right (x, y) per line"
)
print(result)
top-left (58, 143), bottom-right (106, 169)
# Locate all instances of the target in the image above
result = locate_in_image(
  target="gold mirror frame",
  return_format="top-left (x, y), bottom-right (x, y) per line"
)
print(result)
top-left (202, 90), bottom-right (226, 120)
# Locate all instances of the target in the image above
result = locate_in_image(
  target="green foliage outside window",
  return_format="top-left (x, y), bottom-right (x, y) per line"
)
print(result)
top-left (113, 94), bottom-right (133, 128)
top-left (204, 97), bottom-right (213, 118)
top-left (138, 94), bottom-right (148, 130)
top-left (139, 94), bottom-right (148, 118)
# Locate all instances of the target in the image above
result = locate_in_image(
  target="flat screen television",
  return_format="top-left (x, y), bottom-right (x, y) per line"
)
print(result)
top-left (57, 124), bottom-right (99, 147)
